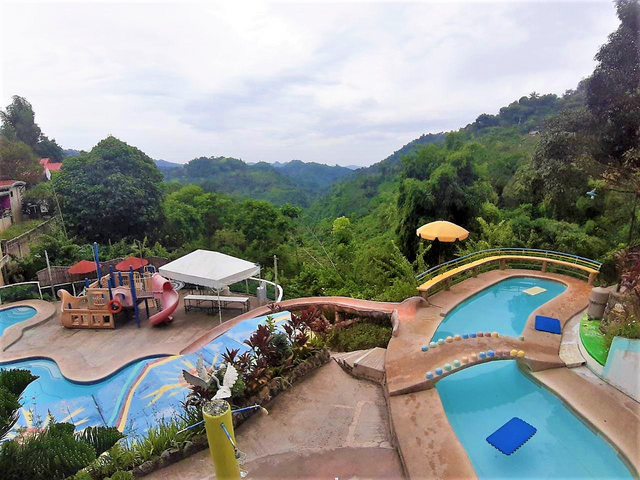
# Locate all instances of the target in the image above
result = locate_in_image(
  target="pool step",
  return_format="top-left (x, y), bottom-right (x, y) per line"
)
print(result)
top-left (332, 347), bottom-right (386, 383)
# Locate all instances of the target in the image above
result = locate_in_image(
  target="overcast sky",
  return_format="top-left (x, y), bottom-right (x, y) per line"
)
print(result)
top-left (0, 1), bottom-right (619, 167)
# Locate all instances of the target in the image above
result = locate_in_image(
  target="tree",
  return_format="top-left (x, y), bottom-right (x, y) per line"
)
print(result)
top-left (396, 138), bottom-right (495, 261)
top-left (34, 135), bottom-right (64, 163)
top-left (0, 139), bottom-right (41, 184)
top-left (53, 136), bottom-right (164, 242)
top-left (586, 0), bottom-right (640, 191)
top-left (0, 96), bottom-right (41, 148)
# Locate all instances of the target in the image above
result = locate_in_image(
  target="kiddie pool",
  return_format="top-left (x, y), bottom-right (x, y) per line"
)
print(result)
top-left (0, 305), bottom-right (37, 337)
top-left (433, 276), bottom-right (632, 478)
top-left (0, 310), bottom-right (291, 439)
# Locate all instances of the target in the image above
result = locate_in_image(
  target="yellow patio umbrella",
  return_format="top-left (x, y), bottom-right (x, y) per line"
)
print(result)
top-left (416, 220), bottom-right (469, 242)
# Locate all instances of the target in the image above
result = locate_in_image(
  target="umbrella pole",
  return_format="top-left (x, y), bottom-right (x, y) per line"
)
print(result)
top-left (218, 290), bottom-right (222, 325)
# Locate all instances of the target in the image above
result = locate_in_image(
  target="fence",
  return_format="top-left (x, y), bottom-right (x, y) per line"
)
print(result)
top-left (0, 281), bottom-right (43, 305)
top-left (37, 256), bottom-right (169, 287)
top-left (416, 247), bottom-right (603, 296)
top-left (1, 216), bottom-right (58, 259)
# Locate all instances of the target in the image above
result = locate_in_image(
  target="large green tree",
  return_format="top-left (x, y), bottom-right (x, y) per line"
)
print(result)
top-left (396, 138), bottom-right (495, 262)
top-left (54, 136), bottom-right (164, 242)
top-left (0, 139), bottom-right (41, 184)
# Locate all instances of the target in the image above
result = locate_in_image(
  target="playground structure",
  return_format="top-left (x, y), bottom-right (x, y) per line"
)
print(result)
top-left (58, 243), bottom-right (179, 329)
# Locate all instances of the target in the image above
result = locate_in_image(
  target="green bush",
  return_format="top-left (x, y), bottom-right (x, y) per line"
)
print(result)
top-left (76, 426), bottom-right (125, 456)
top-left (604, 313), bottom-right (640, 350)
top-left (0, 284), bottom-right (42, 303)
top-left (0, 369), bottom-right (37, 440)
top-left (106, 471), bottom-right (135, 480)
top-left (327, 321), bottom-right (392, 352)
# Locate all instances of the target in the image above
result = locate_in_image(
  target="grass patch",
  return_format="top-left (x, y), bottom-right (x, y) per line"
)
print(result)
top-left (0, 219), bottom-right (44, 240)
top-left (327, 321), bottom-right (392, 352)
top-left (579, 316), bottom-right (608, 366)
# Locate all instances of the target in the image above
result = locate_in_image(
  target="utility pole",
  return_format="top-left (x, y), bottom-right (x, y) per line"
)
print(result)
top-left (44, 250), bottom-right (55, 299)
top-left (273, 255), bottom-right (278, 287)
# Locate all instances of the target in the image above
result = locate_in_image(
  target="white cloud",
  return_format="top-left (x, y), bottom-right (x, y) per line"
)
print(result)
top-left (0, 1), bottom-right (619, 166)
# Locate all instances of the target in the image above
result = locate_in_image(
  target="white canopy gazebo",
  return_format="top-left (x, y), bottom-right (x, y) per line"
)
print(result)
top-left (159, 250), bottom-right (261, 322)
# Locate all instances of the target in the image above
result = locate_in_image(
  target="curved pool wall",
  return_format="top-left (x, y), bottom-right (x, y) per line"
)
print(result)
top-left (436, 361), bottom-right (632, 479)
top-left (0, 306), bottom-right (38, 337)
top-left (1, 310), bottom-right (291, 439)
top-left (432, 277), bottom-right (566, 340)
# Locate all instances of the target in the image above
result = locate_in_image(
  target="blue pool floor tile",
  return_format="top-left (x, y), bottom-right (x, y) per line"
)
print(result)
top-left (486, 417), bottom-right (537, 455)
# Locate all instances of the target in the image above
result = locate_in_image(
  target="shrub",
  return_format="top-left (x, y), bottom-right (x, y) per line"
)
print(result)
top-left (604, 312), bottom-right (640, 350)
top-left (76, 426), bottom-right (125, 456)
top-left (327, 321), bottom-right (392, 352)
top-left (106, 471), bottom-right (135, 480)
top-left (0, 369), bottom-right (37, 440)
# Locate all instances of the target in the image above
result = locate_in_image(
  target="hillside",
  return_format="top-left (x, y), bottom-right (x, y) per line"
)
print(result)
top-left (164, 156), bottom-right (354, 206)
top-left (308, 88), bottom-right (587, 221)
top-left (154, 158), bottom-right (182, 171)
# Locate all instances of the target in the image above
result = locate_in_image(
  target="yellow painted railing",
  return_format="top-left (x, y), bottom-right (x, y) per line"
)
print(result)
top-left (416, 248), bottom-right (602, 296)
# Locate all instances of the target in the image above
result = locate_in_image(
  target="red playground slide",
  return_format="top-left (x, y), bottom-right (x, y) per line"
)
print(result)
top-left (149, 273), bottom-right (180, 326)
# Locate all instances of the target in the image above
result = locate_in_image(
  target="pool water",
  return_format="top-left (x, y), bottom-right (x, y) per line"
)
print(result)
top-left (437, 361), bottom-right (632, 479)
top-left (0, 306), bottom-right (37, 337)
top-left (0, 310), bottom-right (291, 439)
top-left (433, 277), bottom-right (566, 340)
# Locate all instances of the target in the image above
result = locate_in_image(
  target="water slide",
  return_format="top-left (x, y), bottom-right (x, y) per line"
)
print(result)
top-left (148, 273), bottom-right (179, 326)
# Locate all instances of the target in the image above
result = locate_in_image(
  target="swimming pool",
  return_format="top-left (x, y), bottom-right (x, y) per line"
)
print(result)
top-left (0, 306), bottom-right (37, 337)
top-left (1, 310), bottom-right (291, 439)
top-left (432, 277), bottom-right (566, 340)
top-left (437, 361), bottom-right (632, 478)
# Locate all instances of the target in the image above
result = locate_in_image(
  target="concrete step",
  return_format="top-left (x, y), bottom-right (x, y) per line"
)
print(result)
top-left (560, 342), bottom-right (585, 368)
top-left (353, 347), bottom-right (386, 383)
top-left (331, 348), bottom-right (386, 384)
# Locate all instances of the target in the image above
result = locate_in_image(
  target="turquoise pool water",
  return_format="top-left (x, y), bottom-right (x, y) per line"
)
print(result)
top-left (0, 306), bottom-right (37, 337)
top-left (0, 311), bottom-right (291, 439)
top-left (437, 361), bottom-right (632, 479)
top-left (433, 277), bottom-right (566, 340)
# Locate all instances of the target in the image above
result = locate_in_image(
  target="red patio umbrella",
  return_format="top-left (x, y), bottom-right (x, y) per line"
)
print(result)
top-left (67, 260), bottom-right (98, 275)
top-left (116, 256), bottom-right (149, 271)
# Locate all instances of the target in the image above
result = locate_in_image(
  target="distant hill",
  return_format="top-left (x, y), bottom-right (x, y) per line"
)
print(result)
top-left (163, 157), bottom-right (352, 206)
top-left (63, 149), bottom-right (83, 157)
top-left (310, 88), bottom-right (587, 219)
top-left (154, 159), bottom-right (182, 171)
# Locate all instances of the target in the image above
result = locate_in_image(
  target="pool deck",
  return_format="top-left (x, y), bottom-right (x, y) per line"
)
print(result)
top-left (384, 269), bottom-right (640, 479)
top-left (1, 271), bottom-right (638, 479)
top-left (146, 361), bottom-right (405, 479)
top-left (0, 292), bottom-right (263, 381)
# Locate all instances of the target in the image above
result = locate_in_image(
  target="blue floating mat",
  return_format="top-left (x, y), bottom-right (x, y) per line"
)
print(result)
top-left (486, 417), bottom-right (537, 455)
top-left (535, 315), bottom-right (562, 334)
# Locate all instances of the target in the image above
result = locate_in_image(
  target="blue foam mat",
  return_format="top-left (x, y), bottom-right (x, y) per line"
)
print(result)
top-left (535, 315), bottom-right (562, 334)
top-left (486, 417), bottom-right (537, 455)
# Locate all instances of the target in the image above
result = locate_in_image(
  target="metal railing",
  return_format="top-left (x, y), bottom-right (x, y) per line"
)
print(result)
top-left (416, 248), bottom-right (602, 284)
top-left (0, 281), bottom-right (43, 305)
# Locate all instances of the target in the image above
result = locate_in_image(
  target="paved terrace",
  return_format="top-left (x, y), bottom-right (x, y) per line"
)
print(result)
top-left (0, 291), bottom-right (264, 381)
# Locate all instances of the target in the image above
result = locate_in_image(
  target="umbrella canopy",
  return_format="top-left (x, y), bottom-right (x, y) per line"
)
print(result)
top-left (67, 260), bottom-right (98, 275)
top-left (417, 220), bottom-right (469, 242)
top-left (116, 256), bottom-right (149, 271)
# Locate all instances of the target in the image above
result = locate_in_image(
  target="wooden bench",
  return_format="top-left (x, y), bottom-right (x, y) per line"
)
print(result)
top-left (418, 255), bottom-right (600, 298)
top-left (184, 295), bottom-right (250, 315)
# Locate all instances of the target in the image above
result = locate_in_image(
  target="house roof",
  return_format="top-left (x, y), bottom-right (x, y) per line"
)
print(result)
top-left (0, 180), bottom-right (26, 190)
top-left (46, 163), bottom-right (63, 171)
top-left (39, 158), bottom-right (51, 165)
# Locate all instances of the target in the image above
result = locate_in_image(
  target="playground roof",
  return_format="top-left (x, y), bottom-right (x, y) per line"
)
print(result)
top-left (159, 249), bottom-right (260, 290)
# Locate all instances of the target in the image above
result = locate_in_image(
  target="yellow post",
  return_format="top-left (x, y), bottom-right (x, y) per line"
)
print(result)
top-left (203, 400), bottom-right (241, 480)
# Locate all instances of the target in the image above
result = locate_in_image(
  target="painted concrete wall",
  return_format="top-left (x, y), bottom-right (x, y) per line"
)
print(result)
top-left (603, 337), bottom-right (640, 402)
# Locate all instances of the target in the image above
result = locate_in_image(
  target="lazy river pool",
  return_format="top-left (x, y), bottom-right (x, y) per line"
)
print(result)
top-left (0, 306), bottom-right (37, 337)
top-left (433, 276), bottom-right (631, 478)
top-left (437, 361), bottom-right (632, 478)
top-left (433, 277), bottom-right (566, 340)
top-left (1, 310), bottom-right (291, 439)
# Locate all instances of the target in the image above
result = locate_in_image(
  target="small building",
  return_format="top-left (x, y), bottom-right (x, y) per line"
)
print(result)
top-left (40, 158), bottom-right (63, 179)
top-left (0, 180), bottom-right (26, 233)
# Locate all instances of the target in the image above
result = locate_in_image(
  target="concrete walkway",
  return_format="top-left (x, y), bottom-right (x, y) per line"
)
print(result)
top-left (147, 361), bottom-right (404, 480)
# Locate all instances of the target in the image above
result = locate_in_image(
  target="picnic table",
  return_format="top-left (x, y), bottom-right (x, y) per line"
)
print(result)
top-left (183, 294), bottom-right (250, 315)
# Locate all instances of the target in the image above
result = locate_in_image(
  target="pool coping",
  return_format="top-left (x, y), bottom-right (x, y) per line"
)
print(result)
top-left (0, 300), bottom-right (57, 354)
top-left (384, 269), bottom-right (624, 480)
